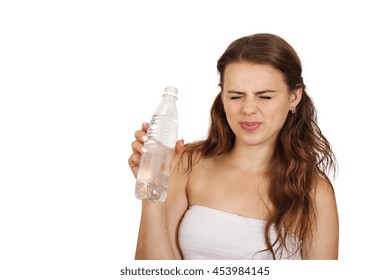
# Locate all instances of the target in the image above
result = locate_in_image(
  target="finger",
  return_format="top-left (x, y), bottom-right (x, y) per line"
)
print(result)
top-left (128, 154), bottom-right (140, 176)
top-left (142, 122), bottom-right (149, 133)
top-left (132, 141), bottom-right (147, 154)
top-left (128, 153), bottom-right (140, 167)
top-left (134, 130), bottom-right (148, 143)
top-left (133, 123), bottom-right (149, 142)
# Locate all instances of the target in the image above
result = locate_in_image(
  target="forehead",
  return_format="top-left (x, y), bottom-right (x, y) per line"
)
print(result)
top-left (223, 62), bottom-right (286, 89)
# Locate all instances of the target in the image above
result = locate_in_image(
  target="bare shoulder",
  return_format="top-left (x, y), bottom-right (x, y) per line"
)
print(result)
top-left (169, 147), bottom-right (202, 195)
top-left (177, 146), bottom-right (202, 172)
top-left (312, 176), bottom-right (337, 209)
top-left (303, 175), bottom-right (339, 259)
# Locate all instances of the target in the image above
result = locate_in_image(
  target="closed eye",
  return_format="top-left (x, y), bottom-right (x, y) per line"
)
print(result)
top-left (259, 96), bottom-right (271, 99)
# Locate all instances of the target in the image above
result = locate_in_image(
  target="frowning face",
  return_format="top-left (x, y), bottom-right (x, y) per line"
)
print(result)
top-left (222, 62), bottom-right (301, 148)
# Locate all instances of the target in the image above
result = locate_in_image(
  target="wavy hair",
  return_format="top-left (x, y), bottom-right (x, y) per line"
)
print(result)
top-left (183, 33), bottom-right (336, 259)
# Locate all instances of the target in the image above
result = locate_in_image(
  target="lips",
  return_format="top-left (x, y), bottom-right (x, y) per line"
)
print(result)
top-left (239, 122), bottom-right (262, 132)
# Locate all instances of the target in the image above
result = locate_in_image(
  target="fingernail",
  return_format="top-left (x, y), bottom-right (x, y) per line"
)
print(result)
top-left (141, 147), bottom-right (148, 153)
top-left (142, 135), bottom-right (148, 142)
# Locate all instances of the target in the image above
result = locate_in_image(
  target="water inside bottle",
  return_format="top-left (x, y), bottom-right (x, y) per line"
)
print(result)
top-left (147, 114), bottom-right (178, 149)
top-left (135, 138), bottom-right (174, 202)
top-left (135, 181), bottom-right (168, 203)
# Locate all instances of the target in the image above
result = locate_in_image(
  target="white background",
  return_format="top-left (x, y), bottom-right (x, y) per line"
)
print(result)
top-left (1, 0), bottom-right (389, 279)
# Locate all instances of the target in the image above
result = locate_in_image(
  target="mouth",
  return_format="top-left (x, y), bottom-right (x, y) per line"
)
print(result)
top-left (239, 122), bottom-right (262, 132)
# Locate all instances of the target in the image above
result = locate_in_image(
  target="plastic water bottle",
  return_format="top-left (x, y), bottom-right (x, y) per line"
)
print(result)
top-left (135, 86), bottom-right (179, 203)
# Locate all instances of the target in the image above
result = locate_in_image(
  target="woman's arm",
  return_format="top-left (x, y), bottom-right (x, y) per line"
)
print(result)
top-left (134, 154), bottom-right (189, 260)
top-left (135, 200), bottom-right (176, 259)
top-left (165, 153), bottom-right (191, 259)
top-left (130, 123), bottom-right (188, 259)
top-left (303, 177), bottom-right (339, 259)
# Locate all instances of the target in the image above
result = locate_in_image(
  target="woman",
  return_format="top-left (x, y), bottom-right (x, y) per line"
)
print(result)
top-left (129, 33), bottom-right (339, 260)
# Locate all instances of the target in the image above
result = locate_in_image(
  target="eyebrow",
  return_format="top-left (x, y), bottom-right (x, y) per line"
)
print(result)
top-left (227, 90), bottom-right (276, 94)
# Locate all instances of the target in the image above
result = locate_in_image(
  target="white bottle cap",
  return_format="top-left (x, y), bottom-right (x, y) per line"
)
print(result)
top-left (163, 86), bottom-right (178, 98)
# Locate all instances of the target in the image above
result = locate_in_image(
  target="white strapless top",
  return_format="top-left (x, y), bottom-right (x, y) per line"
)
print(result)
top-left (178, 205), bottom-right (302, 260)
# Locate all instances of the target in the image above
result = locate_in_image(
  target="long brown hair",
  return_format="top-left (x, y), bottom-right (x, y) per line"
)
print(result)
top-left (183, 33), bottom-right (336, 259)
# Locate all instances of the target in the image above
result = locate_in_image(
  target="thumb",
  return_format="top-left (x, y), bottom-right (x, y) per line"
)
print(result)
top-left (175, 139), bottom-right (185, 155)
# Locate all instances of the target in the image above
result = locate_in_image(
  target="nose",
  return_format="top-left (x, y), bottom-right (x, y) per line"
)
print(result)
top-left (242, 98), bottom-right (258, 115)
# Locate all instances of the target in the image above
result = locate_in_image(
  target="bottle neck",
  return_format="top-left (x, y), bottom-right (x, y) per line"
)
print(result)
top-left (162, 94), bottom-right (177, 102)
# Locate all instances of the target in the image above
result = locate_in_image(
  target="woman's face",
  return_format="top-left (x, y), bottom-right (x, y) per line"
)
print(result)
top-left (222, 62), bottom-right (301, 148)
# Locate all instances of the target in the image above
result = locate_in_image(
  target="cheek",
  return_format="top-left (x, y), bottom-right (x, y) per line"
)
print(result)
top-left (224, 109), bottom-right (234, 126)
top-left (223, 105), bottom-right (240, 128)
top-left (224, 102), bottom-right (238, 116)
top-left (264, 103), bottom-right (290, 123)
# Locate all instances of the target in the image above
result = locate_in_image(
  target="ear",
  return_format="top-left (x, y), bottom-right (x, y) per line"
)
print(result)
top-left (289, 86), bottom-right (302, 108)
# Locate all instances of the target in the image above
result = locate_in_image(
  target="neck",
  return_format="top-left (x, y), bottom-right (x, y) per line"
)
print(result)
top-left (225, 141), bottom-right (274, 172)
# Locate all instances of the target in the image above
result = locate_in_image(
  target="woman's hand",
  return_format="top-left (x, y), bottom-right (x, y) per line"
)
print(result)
top-left (128, 122), bottom-right (185, 177)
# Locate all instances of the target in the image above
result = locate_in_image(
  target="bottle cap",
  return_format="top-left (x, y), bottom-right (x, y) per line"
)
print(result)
top-left (163, 86), bottom-right (178, 98)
